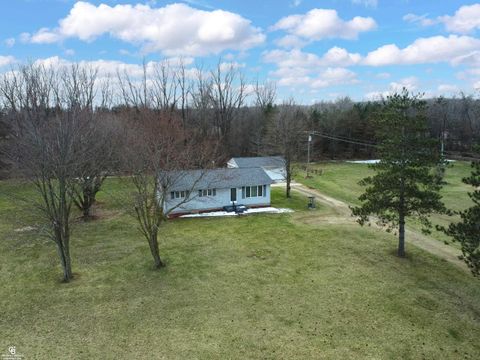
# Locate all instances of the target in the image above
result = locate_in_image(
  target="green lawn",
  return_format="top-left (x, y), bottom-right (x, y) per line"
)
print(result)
top-left (296, 161), bottom-right (474, 247)
top-left (0, 180), bottom-right (479, 359)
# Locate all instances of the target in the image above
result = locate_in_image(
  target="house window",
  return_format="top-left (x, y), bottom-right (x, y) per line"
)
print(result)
top-left (244, 185), bottom-right (266, 198)
top-left (171, 191), bottom-right (190, 200)
top-left (198, 189), bottom-right (217, 197)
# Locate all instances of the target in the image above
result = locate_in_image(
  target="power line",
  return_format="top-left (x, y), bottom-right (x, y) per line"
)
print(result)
top-left (308, 131), bottom-right (379, 148)
top-left (310, 131), bottom-right (378, 146)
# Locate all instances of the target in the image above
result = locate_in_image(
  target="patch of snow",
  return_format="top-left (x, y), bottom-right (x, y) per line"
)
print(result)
top-left (347, 159), bottom-right (456, 164)
top-left (347, 159), bottom-right (380, 164)
top-left (14, 226), bottom-right (36, 232)
top-left (180, 207), bottom-right (293, 218)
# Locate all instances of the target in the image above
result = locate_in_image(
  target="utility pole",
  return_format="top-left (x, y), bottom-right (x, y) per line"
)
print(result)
top-left (306, 132), bottom-right (312, 178)
top-left (437, 96), bottom-right (447, 160)
top-left (441, 113), bottom-right (446, 160)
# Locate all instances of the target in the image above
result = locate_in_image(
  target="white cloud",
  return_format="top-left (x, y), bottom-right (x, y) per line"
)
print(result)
top-left (403, 13), bottom-right (436, 27)
top-left (437, 84), bottom-right (460, 94)
top-left (439, 4), bottom-right (480, 34)
top-left (311, 68), bottom-right (358, 88)
top-left (466, 68), bottom-right (480, 76)
top-left (263, 48), bottom-right (359, 89)
top-left (275, 35), bottom-right (306, 49)
top-left (474, 81), bottom-right (480, 90)
top-left (4, 38), bottom-right (15, 47)
top-left (363, 35), bottom-right (480, 66)
top-left (375, 72), bottom-right (390, 79)
top-left (24, 1), bottom-right (265, 56)
top-left (28, 28), bottom-right (63, 43)
top-left (352, 0), bottom-right (378, 8)
top-left (389, 76), bottom-right (418, 92)
top-left (364, 91), bottom-right (388, 101)
top-left (263, 47), bottom-right (362, 69)
top-left (450, 50), bottom-right (480, 67)
top-left (276, 67), bottom-right (358, 89)
top-left (290, 0), bottom-right (302, 7)
top-left (271, 8), bottom-right (376, 41)
top-left (405, 4), bottom-right (480, 34)
top-left (30, 56), bottom-right (197, 80)
top-left (64, 49), bottom-right (75, 56)
top-left (0, 55), bottom-right (16, 68)
top-left (364, 77), bottom-right (420, 101)
top-left (218, 61), bottom-right (245, 71)
top-left (322, 47), bottom-right (362, 66)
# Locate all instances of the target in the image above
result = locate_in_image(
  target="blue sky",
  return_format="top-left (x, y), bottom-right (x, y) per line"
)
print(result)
top-left (1, 0), bottom-right (480, 103)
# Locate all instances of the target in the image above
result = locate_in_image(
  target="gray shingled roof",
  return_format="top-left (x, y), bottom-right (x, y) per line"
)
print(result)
top-left (230, 156), bottom-right (285, 168)
top-left (161, 167), bottom-right (273, 192)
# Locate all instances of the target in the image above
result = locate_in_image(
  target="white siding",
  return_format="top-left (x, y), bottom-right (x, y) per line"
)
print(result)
top-left (164, 185), bottom-right (271, 214)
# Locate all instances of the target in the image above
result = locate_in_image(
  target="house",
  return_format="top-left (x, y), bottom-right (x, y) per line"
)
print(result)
top-left (227, 156), bottom-right (286, 183)
top-left (162, 167), bottom-right (273, 216)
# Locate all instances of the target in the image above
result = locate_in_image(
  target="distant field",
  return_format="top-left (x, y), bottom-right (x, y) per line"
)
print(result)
top-left (296, 161), bottom-right (473, 247)
top-left (0, 180), bottom-right (479, 359)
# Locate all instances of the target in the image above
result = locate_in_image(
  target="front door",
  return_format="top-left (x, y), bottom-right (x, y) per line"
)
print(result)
top-left (230, 188), bottom-right (237, 202)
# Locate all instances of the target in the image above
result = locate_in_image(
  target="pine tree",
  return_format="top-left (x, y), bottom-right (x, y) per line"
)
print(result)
top-left (443, 156), bottom-right (480, 276)
top-left (351, 89), bottom-right (446, 257)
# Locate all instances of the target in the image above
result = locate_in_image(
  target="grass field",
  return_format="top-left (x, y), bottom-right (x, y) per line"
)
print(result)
top-left (0, 178), bottom-right (479, 359)
top-left (296, 161), bottom-right (474, 247)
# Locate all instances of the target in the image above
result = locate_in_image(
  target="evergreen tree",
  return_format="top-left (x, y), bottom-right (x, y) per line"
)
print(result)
top-left (352, 89), bottom-right (446, 257)
top-left (443, 153), bottom-right (480, 276)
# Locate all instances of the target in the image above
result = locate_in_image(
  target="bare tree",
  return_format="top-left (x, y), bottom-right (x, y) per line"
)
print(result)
top-left (117, 60), bottom-right (151, 109)
top-left (58, 66), bottom-right (119, 220)
top-left (209, 61), bottom-right (248, 143)
top-left (0, 63), bottom-right (115, 281)
top-left (176, 58), bottom-right (193, 129)
top-left (71, 113), bottom-right (119, 219)
top-left (123, 110), bottom-right (218, 269)
top-left (190, 66), bottom-right (213, 135)
top-left (254, 80), bottom-right (276, 110)
top-left (1, 65), bottom-right (79, 282)
top-left (252, 80), bottom-right (276, 154)
top-left (266, 100), bottom-right (306, 198)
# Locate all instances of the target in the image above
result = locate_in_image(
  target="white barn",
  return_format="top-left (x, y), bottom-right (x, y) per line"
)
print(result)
top-left (227, 156), bottom-right (286, 183)
top-left (162, 168), bottom-right (273, 216)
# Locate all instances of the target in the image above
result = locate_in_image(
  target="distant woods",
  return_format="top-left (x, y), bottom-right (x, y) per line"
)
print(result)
top-left (1, 61), bottom-right (479, 181)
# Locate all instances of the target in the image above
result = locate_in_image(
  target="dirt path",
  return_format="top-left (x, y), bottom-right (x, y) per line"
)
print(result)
top-left (289, 182), bottom-right (467, 271)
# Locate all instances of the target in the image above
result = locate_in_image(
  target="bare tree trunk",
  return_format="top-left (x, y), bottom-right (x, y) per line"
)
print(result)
top-left (149, 230), bottom-right (165, 269)
top-left (55, 231), bottom-right (73, 282)
top-left (80, 186), bottom-right (96, 219)
top-left (82, 194), bottom-right (94, 218)
top-left (398, 213), bottom-right (406, 258)
top-left (286, 158), bottom-right (291, 198)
